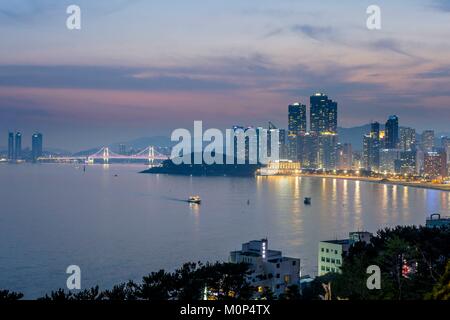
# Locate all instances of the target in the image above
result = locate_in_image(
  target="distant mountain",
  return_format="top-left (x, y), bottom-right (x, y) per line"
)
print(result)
top-left (110, 136), bottom-right (174, 150)
top-left (338, 124), bottom-right (372, 151)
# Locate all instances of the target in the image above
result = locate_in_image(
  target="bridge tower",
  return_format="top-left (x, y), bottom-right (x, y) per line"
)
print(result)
top-left (103, 147), bottom-right (110, 163)
top-left (148, 146), bottom-right (155, 166)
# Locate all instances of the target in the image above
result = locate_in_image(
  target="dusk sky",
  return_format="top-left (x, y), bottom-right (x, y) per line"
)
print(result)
top-left (1, 0), bottom-right (449, 151)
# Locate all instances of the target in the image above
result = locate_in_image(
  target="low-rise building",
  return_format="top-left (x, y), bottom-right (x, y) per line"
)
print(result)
top-left (229, 239), bottom-right (300, 297)
top-left (426, 213), bottom-right (450, 229)
top-left (318, 231), bottom-right (372, 276)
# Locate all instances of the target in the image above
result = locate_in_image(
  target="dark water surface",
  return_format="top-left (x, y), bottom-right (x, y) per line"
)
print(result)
top-left (1, 164), bottom-right (449, 298)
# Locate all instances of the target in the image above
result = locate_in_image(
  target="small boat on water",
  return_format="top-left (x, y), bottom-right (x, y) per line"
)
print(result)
top-left (304, 197), bottom-right (312, 205)
top-left (188, 196), bottom-right (201, 204)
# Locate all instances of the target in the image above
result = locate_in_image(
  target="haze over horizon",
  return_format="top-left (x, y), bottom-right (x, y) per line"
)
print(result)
top-left (1, 0), bottom-right (450, 150)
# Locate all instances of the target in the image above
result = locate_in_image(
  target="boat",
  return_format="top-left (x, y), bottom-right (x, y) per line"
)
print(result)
top-left (304, 197), bottom-right (312, 205)
top-left (188, 196), bottom-right (202, 204)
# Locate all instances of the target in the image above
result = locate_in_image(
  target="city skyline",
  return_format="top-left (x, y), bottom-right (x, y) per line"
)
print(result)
top-left (1, 1), bottom-right (450, 150)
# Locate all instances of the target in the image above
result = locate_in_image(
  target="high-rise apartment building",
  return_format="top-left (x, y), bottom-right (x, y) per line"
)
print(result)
top-left (380, 148), bottom-right (401, 173)
top-left (421, 130), bottom-right (435, 152)
top-left (336, 143), bottom-right (352, 171)
top-left (385, 115), bottom-right (399, 149)
top-left (8, 132), bottom-right (14, 160)
top-left (318, 132), bottom-right (338, 170)
top-left (399, 127), bottom-right (416, 151)
top-left (32, 133), bottom-right (43, 162)
top-left (14, 132), bottom-right (22, 160)
top-left (297, 133), bottom-right (319, 169)
top-left (424, 151), bottom-right (447, 178)
top-left (288, 103), bottom-right (307, 160)
top-left (310, 93), bottom-right (338, 134)
top-left (362, 122), bottom-right (381, 172)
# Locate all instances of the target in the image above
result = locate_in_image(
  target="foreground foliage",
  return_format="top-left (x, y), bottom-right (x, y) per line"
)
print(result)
top-left (1, 226), bottom-right (449, 301)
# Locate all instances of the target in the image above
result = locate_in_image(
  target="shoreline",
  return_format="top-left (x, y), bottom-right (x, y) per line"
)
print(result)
top-left (270, 173), bottom-right (450, 192)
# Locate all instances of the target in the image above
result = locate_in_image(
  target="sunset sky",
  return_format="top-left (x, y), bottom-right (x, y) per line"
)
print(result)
top-left (1, 0), bottom-right (449, 150)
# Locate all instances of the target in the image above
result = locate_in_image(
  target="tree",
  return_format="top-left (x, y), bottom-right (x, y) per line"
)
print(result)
top-left (308, 226), bottom-right (450, 300)
top-left (137, 270), bottom-right (176, 300)
top-left (0, 290), bottom-right (24, 301)
top-left (38, 289), bottom-right (73, 301)
top-left (102, 281), bottom-right (139, 300)
top-left (259, 287), bottom-right (276, 300)
top-left (278, 285), bottom-right (301, 300)
top-left (426, 260), bottom-right (450, 300)
top-left (172, 262), bottom-right (204, 300)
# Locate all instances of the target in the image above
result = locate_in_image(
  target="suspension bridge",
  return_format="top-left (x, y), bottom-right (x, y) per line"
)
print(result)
top-left (38, 146), bottom-right (169, 164)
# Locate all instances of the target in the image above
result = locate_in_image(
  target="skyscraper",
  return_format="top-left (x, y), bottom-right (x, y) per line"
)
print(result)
top-left (362, 122), bottom-right (381, 172)
top-left (336, 143), bottom-right (352, 171)
top-left (442, 136), bottom-right (450, 169)
top-left (310, 93), bottom-right (338, 134)
top-left (379, 149), bottom-right (401, 173)
top-left (8, 132), bottom-right (14, 160)
top-left (399, 127), bottom-right (416, 151)
top-left (370, 122), bottom-right (380, 139)
top-left (424, 151), bottom-right (447, 178)
top-left (318, 132), bottom-right (338, 170)
top-left (32, 133), bottom-right (43, 162)
top-left (297, 132), bottom-right (319, 169)
top-left (14, 132), bottom-right (22, 160)
top-left (288, 102), bottom-right (307, 160)
top-left (288, 103), bottom-right (307, 134)
top-left (399, 151), bottom-right (417, 175)
top-left (385, 115), bottom-right (399, 149)
top-left (278, 128), bottom-right (287, 159)
top-left (421, 130), bottom-right (435, 152)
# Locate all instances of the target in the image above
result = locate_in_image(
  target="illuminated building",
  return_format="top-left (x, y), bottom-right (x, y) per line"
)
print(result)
top-left (385, 115), bottom-right (399, 149)
top-left (421, 130), bottom-right (435, 152)
top-left (362, 122), bottom-right (381, 172)
top-left (32, 133), bottom-right (43, 162)
top-left (297, 132), bottom-right (319, 169)
top-left (310, 93), bottom-right (337, 134)
top-left (379, 149), bottom-right (401, 173)
top-left (424, 151), bottom-right (447, 178)
top-left (14, 132), bottom-right (22, 160)
top-left (441, 136), bottom-right (450, 173)
top-left (258, 160), bottom-right (301, 176)
top-left (398, 150), bottom-right (417, 175)
top-left (318, 132), bottom-right (338, 170)
top-left (399, 127), bottom-right (416, 151)
top-left (336, 143), bottom-right (352, 170)
top-left (229, 239), bottom-right (300, 297)
top-left (288, 103), bottom-right (307, 160)
top-left (8, 132), bottom-right (14, 160)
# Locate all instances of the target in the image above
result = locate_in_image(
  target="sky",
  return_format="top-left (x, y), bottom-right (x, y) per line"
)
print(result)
top-left (0, 0), bottom-right (449, 151)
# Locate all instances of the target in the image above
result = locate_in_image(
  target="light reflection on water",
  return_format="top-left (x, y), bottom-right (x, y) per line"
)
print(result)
top-left (0, 164), bottom-right (449, 298)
